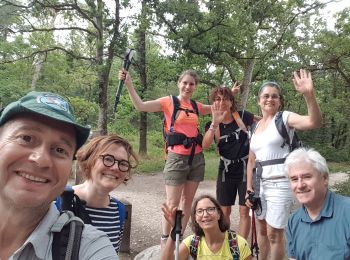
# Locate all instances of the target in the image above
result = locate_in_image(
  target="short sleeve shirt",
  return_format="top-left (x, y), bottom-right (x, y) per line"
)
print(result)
top-left (286, 190), bottom-right (350, 260)
top-left (159, 96), bottom-right (204, 155)
top-left (183, 231), bottom-right (251, 259)
top-left (9, 204), bottom-right (118, 260)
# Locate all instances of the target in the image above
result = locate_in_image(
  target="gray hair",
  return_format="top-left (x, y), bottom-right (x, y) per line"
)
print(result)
top-left (284, 147), bottom-right (329, 179)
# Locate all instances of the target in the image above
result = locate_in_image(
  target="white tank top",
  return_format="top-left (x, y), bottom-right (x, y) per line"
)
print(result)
top-left (250, 111), bottom-right (294, 179)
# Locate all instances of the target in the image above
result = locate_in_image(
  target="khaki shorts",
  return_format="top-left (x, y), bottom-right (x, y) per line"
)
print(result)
top-left (163, 152), bottom-right (205, 185)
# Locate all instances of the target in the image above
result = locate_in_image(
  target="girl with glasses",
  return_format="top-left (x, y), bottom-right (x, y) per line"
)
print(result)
top-left (161, 194), bottom-right (252, 259)
top-left (72, 134), bottom-right (138, 254)
top-left (245, 69), bottom-right (322, 260)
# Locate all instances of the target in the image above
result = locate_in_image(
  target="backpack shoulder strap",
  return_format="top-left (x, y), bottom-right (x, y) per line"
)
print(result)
top-left (189, 235), bottom-right (200, 260)
top-left (190, 99), bottom-right (199, 115)
top-left (170, 95), bottom-right (180, 130)
top-left (111, 197), bottom-right (126, 226)
top-left (275, 111), bottom-right (291, 149)
top-left (52, 211), bottom-right (84, 260)
top-left (55, 186), bottom-right (73, 210)
top-left (228, 230), bottom-right (240, 260)
top-left (233, 111), bottom-right (248, 133)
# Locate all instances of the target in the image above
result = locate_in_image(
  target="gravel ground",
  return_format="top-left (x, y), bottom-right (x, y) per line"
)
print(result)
top-left (112, 172), bottom-right (349, 260)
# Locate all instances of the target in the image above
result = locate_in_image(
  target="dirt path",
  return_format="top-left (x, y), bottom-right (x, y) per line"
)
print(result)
top-left (114, 172), bottom-right (349, 260)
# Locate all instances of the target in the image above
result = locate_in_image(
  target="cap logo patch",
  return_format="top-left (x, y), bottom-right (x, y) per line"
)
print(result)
top-left (36, 94), bottom-right (71, 114)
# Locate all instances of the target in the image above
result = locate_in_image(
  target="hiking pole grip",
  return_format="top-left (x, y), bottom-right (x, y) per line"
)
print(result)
top-left (114, 48), bottom-right (135, 113)
top-left (175, 209), bottom-right (182, 234)
top-left (174, 210), bottom-right (182, 260)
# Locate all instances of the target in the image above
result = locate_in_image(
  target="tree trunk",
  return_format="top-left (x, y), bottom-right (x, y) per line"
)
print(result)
top-left (240, 58), bottom-right (255, 109)
top-left (139, 112), bottom-right (148, 156)
top-left (31, 56), bottom-right (44, 90)
top-left (137, 0), bottom-right (148, 156)
top-left (96, 0), bottom-right (108, 135)
top-left (31, 11), bottom-right (57, 90)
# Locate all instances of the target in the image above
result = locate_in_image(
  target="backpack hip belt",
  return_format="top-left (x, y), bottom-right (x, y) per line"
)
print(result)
top-left (253, 158), bottom-right (286, 196)
top-left (166, 132), bottom-right (203, 165)
top-left (220, 155), bottom-right (248, 182)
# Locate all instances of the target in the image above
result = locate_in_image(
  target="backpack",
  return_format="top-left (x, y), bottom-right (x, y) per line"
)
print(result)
top-left (56, 186), bottom-right (126, 227)
top-left (52, 211), bottom-right (84, 260)
top-left (275, 111), bottom-right (303, 152)
top-left (53, 187), bottom-right (126, 259)
top-left (162, 95), bottom-right (202, 165)
top-left (189, 230), bottom-right (240, 260)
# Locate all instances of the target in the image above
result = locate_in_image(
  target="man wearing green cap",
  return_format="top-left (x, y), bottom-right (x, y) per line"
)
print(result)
top-left (0, 91), bottom-right (118, 259)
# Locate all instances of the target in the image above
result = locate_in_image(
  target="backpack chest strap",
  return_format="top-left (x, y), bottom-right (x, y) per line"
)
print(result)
top-left (219, 129), bottom-right (241, 142)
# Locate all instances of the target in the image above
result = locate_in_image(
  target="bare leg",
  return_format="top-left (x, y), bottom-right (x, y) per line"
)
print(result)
top-left (161, 184), bottom-right (184, 244)
top-left (220, 206), bottom-right (232, 227)
top-left (257, 219), bottom-right (270, 260)
top-left (267, 224), bottom-right (286, 260)
top-left (180, 181), bottom-right (200, 233)
top-left (238, 205), bottom-right (250, 239)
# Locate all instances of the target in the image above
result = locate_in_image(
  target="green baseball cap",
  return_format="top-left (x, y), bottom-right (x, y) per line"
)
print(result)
top-left (0, 91), bottom-right (90, 151)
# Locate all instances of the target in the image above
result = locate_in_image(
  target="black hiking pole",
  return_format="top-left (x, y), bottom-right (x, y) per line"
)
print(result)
top-left (114, 48), bottom-right (136, 113)
top-left (174, 210), bottom-right (183, 260)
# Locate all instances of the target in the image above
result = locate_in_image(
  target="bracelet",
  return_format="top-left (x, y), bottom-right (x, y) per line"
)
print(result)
top-left (209, 123), bottom-right (218, 132)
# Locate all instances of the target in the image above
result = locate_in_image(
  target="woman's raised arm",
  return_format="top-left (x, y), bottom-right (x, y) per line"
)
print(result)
top-left (118, 69), bottom-right (162, 112)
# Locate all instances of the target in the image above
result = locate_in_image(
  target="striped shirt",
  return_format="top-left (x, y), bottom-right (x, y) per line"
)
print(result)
top-left (85, 197), bottom-right (124, 253)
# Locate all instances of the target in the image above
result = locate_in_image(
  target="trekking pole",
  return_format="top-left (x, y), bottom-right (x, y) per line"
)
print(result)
top-left (114, 48), bottom-right (135, 113)
top-left (250, 209), bottom-right (259, 259)
top-left (174, 210), bottom-right (183, 260)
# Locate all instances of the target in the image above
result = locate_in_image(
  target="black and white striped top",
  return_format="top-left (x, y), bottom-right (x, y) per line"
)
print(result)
top-left (85, 198), bottom-right (124, 253)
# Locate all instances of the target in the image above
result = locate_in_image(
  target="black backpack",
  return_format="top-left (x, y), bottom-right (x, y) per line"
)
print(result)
top-left (162, 95), bottom-right (202, 165)
top-left (163, 95), bottom-right (199, 141)
top-left (52, 211), bottom-right (84, 260)
top-left (275, 111), bottom-right (303, 152)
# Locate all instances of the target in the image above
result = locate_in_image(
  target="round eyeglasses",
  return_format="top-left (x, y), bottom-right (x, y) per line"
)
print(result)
top-left (195, 207), bottom-right (217, 216)
top-left (100, 154), bottom-right (131, 172)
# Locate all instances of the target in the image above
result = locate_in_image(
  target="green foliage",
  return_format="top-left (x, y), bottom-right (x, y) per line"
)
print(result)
top-left (69, 96), bottom-right (98, 127)
top-left (204, 150), bottom-right (220, 180)
top-left (1, 0), bottom-right (350, 163)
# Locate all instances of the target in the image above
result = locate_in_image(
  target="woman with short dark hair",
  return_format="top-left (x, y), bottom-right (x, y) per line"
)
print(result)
top-left (202, 84), bottom-right (256, 239)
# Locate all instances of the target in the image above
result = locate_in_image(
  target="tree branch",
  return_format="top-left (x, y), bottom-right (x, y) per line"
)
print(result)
top-left (16, 26), bottom-right (96, 36)
top-left (0, 47), bottom-right (96, 64)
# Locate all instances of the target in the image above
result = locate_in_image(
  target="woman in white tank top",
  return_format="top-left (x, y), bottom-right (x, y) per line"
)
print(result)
top-left (245, 69), bottom-right (322, 260)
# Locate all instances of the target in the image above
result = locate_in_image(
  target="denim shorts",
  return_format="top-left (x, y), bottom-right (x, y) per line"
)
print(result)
top-left (163, 152), bottom-right (205, 185)
top-left (256, 179), bottom-right (294, 229)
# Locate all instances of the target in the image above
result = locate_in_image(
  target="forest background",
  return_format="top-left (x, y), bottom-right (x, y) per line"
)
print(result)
top-left (1, 0), bottom-right (349, 180)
